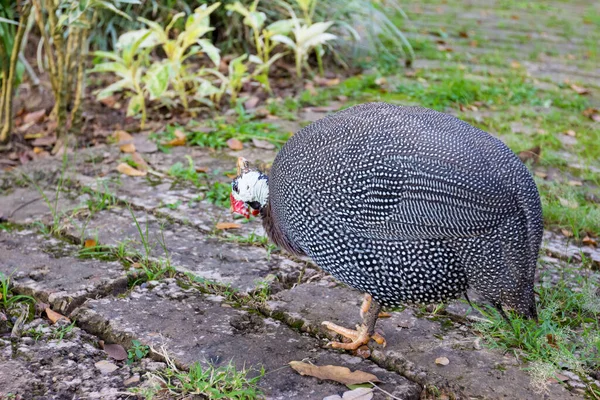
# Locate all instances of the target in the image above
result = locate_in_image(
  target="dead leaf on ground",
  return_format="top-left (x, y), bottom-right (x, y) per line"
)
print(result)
top-left (131, 152), bottom-right (149, 172)
top-left (534, 171), bottom-right (548, 179)
top-left (116, 163), bottom-right (147, 177)
top-left (582, 236), bottom-right (597, 247)
top-left (565, 129), bottom-right (576, 137)
top-left (114, 130), bottom-right (136, 153)
top-left (227, 138), bottom-right (244, 151)
top-left (582, 108), bottom-right (600, 122)
top-left (215, 222), bottom-right (241, 230)
top-left (435, 357), bottom-right (450, 366)
top-left (458, 30), bottom-right (469, 38)
top-left (84, 239), bottom-right (97, 248)
top-left (31, 134), bottom-right (57, 147)
top-left (166, 129), bottom-right (186, 146)
top-left (104, 343), bottom-right (127, 361)
top-left (314, 76), bottom-right (341, 87)
top-left (289, 361), bottom-right (380, 385)
top-left (45, 308), bottom-right (70, 324)
top-left (100, 96), bottom-right (119, 108)
top-left (510, 61), bottom-right (521, 69)
top-left (23, 109), bottom-right (46, 125)
top-left (244, 96), bottom-right (260, 109)
top-left (567, 180), bottom-right (582, 186)
top-left (518, 146), bottom-right (541, 164)
top-left (570, 84), bottom-right (589, 95)
top-left (195, 166), bottom-right (209, 173)
top-left (561, 229), bottom-right (574, 238)
top-left (546, 333), bottom-right (558, 348)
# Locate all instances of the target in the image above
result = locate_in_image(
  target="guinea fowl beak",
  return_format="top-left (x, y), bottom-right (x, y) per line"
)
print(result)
top-left (230, 193), bottom-right (250, 218)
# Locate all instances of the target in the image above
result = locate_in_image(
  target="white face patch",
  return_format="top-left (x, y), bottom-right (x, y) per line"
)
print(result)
top-left (231, 171), bottom-right (269, 207)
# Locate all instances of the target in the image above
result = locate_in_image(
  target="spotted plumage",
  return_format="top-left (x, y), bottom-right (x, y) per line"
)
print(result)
top-left (233, 103), bottom-right (542, 318)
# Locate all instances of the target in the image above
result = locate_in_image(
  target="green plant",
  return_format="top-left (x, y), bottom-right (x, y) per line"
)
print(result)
top-left (168, 155), bottom-right (205, 186)
top-left (0, 2), bottom-right (30, 146)
top-left (0, 272), bottom-right (35, 311)
top-left (31, 0), bottom-right (135, 145)
top-left (52, 320), bottom-right (76, 342)
top-left (473, 274), bottom-right (600, 392)
top-left (271, 4), bottom-right (337, 78)
top-left (135, 355), bottom-right (264, 400)
top-left (127, 339), bottom-right (150, 364)
top-left (93, 3), bottom-right (224, 127)
top-left (205, 182), bottom-right (231, 208)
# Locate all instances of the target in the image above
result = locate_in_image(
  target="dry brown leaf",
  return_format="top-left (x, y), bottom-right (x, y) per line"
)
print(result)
top-left (582, 236), bottom-right (597, 247)
top-left (534, 171), bottom-right (548, 179)
top-left (518, 146), bottom-right (541, 164)
top-left (244, 96), bottom-right (260, 109)
top-left (252, 138), bottom-right (275, 150)
top-left (166, 129), bottom-right (186, 146)
top-left (104, 344), bottom-right (127, 361)
top-left (458, 30), bottom-right (469, 38)
top-left (565, 129), bottom-right (576, 137)
top-left (567, 180), bottom-right (582, 186)
top-left (131, 262), bottom-right (142, 269)
top-left (131, 152), bottom-right (149, 172)
top-left (215, 222), bottom-right (242, 230)
top-left (570, 84), bottom-right (589, 95)
top-left (510, 61), bottom-right (521, 69)
top-left (45, 307), bottom-right (70, 324)
top-left (289, 361), bottom-right (380, 385)
top-left (117, 163), bottom-right (147, 177)
top-left (195, 166), bottom-right (209, 173)
top-left (84, 239), bottom-right (97, 248)
top-left (23, 109), bottom-right (46, 124)
top-left (114, 130), bottom-right (136, 153)
top-left (582, 108), bottom-right (600, 121)
top-left (435, 357), bottom-right (450, 366)
top-left (561, 229), bottom-right (574, 238)
top-left (227, 138), bottom-right (244, 151)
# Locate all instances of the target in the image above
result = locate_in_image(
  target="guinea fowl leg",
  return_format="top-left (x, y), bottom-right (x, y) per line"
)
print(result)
top-left (322, 294), bottom-right (386, 350)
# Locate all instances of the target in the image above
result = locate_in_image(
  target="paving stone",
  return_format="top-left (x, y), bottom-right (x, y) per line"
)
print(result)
top-left (73, 284), bottom-right (421, 399)
top-left (0, 187), bottom-right (83, 226)
top-left (0, 230), bottom-right (127, 314)
top-left (265, 282), bottom-right (576, 399)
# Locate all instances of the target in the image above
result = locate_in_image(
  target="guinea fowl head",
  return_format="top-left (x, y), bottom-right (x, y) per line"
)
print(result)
top-left (230, 157), bottom-right (269, 218)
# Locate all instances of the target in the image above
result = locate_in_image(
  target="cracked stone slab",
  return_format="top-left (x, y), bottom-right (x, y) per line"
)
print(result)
top-left (61, 207), bottom-right (308, 293)
top-left (0, 187), bottom-right (83, 226)
top-left (0, 230), bottom-right (127, 314)
top-left (265, 282), bottom-right (576, 399)
top-left (543, 231), bottom-right (600, 269)
top-left (72, 282), bottom-right (421, 399)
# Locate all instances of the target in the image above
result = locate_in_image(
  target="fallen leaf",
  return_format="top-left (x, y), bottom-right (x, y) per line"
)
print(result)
top-left (342, 387), bottom-right (374, 400)
top-left (166, 129), bottom-right (186, 146)
top-left (244, 96), bottom-right (260, 109)
top-left (289, 361), bottom-right (380, 385)
top-left (554, 373), bottom-right (570, 382)
top-left (227, 138), bottom-right (244, 151)
top-left (561, 229), bottom-right (574, 238)
top-left (84, 239), bottom-right (97, 248)
top-left (23, 109), bottom-right (46, 124)
top-left (534, 171), bottom-right (548, 179)
top-left (116, 163), bottom-right (147, 177)
top-left (518, 146), bottom-right (541, 164)
top-left (314, 76), bottom-right (341, 87)
top-left (114, 130), bottom-right (136, 153)
top-left (567, 180), bottom-right (582, 186)
top-left (31, 134), bottom-right (57, 147)
top-left (131, 262), bottom-right (142, 269)
top-left (215, 222), bottom-right (241, 230)
top-left (251, 138), bottom-right (275, 150)
top-left (355, 345), bottom-right (370, 359)
top-left (510, 61), bottom-right (521, 69)
top-left (546, 333), bottom-right (558, 348)
top-left (582, 236), bottom-right (597, 247)
top-left (570, 84), bottom-right (589, 95)
top-left (435, 357), bottom-right (450, 366)
top-left (100, 96), bottom-right (118, 108)
top-left (131, 152), bottom-right (149, 172)
top-left (458, 30), bottom-right (469, 38)
top-left (45, 308), bottom-right (70, 324)
top-left (582, 108), bottom-right (600, 121)
top-left (558, 197), bottom-right (578, 209)
top-left (565, 129), bottom-right (576, 137)
top-left (104, 343), bottom-right (127, 361)
top-left (195, 166), bottom-right (209, 173)
top-left (510, 14), bottom-right (519, 20)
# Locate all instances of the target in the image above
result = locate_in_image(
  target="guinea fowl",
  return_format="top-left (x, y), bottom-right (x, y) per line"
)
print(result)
top-left (230, 103), bottom-right (542, 350)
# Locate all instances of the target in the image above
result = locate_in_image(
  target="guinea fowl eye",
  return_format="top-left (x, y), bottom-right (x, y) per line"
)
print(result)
top-left (232, 181), bottom-right (239, 193)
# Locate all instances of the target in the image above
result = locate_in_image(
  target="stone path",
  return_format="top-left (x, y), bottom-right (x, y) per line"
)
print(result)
top-left (2, 0), bottom-right (600, 398)
top-left (1, 140), bottom-right (595, 399)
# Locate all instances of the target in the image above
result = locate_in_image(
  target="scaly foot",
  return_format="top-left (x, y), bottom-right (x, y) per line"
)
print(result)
top-left (321, 321), bottom-right (386, 350)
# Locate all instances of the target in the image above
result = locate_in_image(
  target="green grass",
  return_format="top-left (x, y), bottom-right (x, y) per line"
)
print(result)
top-left (128, 339), bottom-right (150, 364)
top-left (473, 272), bottom-right (600, 393)
top-left (168, 155), bottom-right (206, 187)
top-left (133, 358), bottom-right (264, 400)
top-left (205, 182), bottom-right (231, 208)
top-left (0, 272), bottom-right (35, 313)
top-left (220, 233), bottom-right (278, 258)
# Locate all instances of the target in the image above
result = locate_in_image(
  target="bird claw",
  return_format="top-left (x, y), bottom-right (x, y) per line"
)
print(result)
top-left (321, 321), bottom-right (386, 350)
